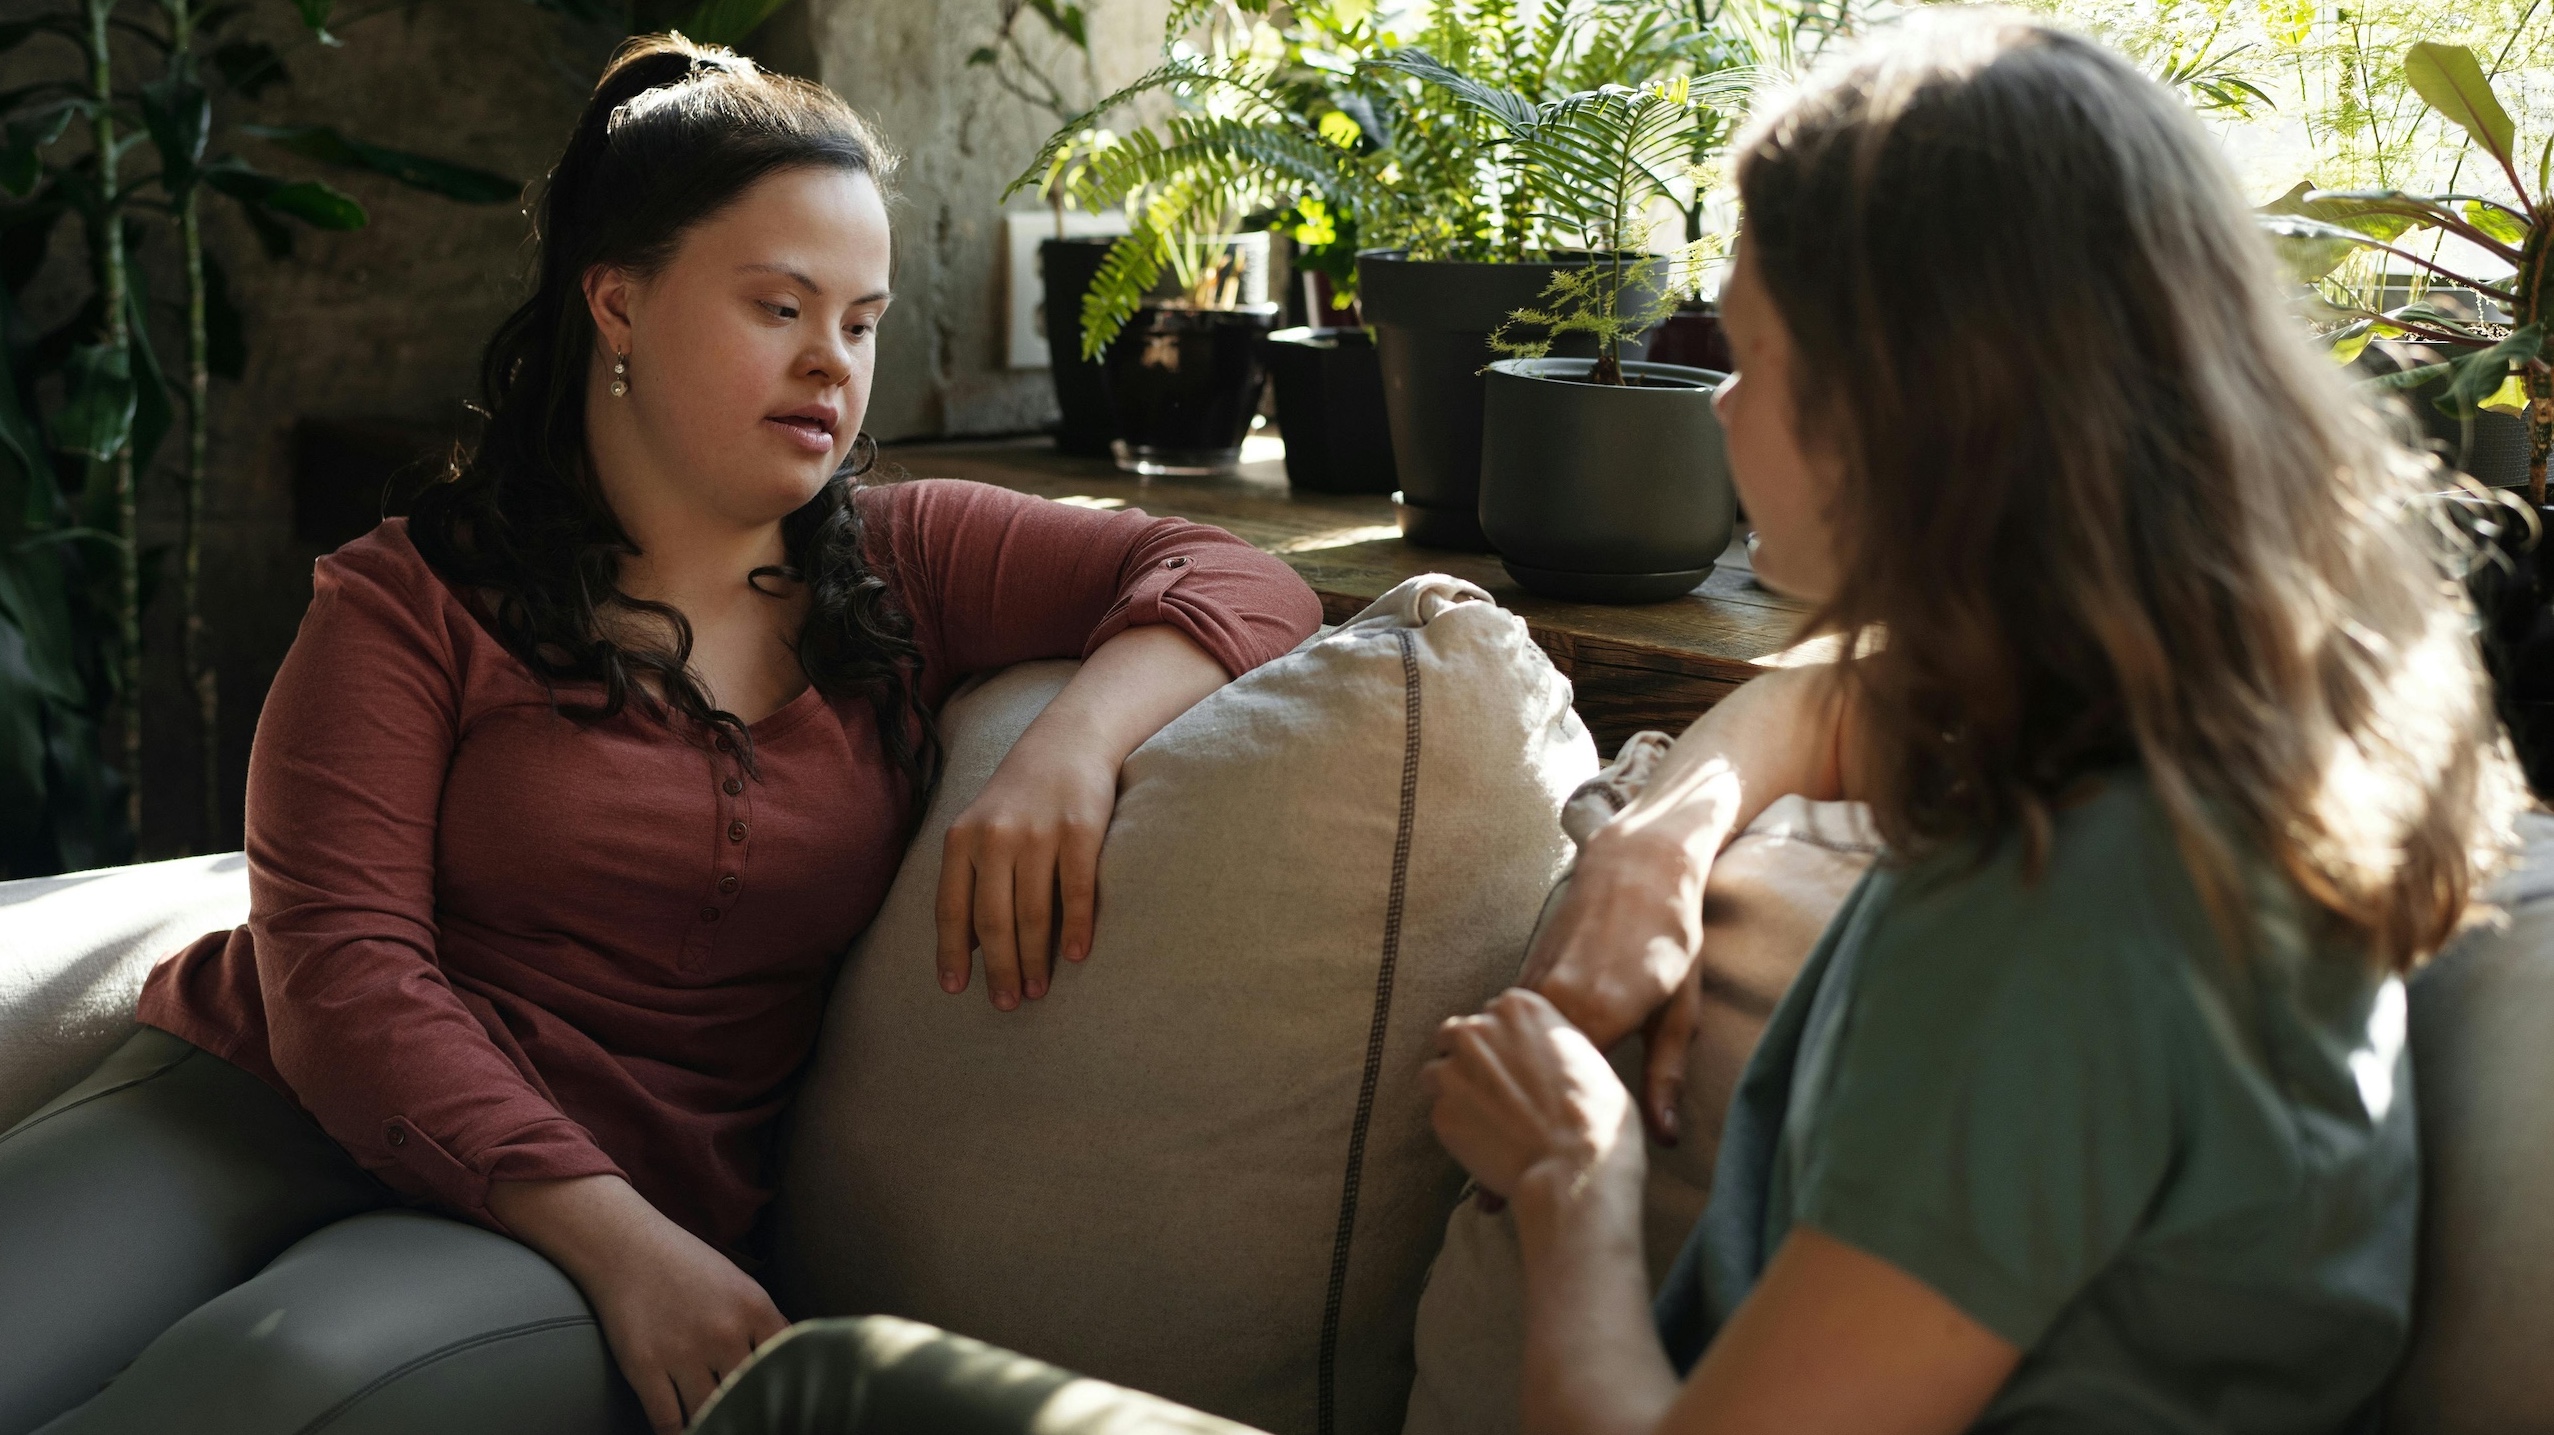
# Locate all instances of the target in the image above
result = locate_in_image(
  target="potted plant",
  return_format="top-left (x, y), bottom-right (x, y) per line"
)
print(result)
top-left (1006, 0), bottom-right (1404, 477)
top-left (971, 0), bottom-right (1127, 456)
top-left (1378, 57), bottom-right (1746, 599)
top-left (1094, 231), bottom-right (1280, 474)
top-left (1352, 0), bottom-right (1737, 548)
top-left (2260, 41), bottom-right (2552, 786)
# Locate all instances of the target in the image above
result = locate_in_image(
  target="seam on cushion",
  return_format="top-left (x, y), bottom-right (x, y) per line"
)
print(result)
top-left (1317, 626), bottom-right (1422, 1435)
top-left (291, 1315), bottom-right (596, 1435)
top-left (0, 1044), bottom-right (200, 1147)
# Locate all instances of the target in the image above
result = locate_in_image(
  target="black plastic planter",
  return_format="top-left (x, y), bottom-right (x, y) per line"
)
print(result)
top-left (1263, 327), bottom-right (1397, 495)
top-left (1478, 358), bottom-right (1736, 604)
top-left (1099, 303), bottom-right (1282, 475)
top-left (1357, 250), bottom-right (1663, 551)
top-left (1041, 237), bottom-right (1120, 457)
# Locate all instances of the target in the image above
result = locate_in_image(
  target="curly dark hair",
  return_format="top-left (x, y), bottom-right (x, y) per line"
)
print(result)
top-left (408, 33), bottom-right (931, 794)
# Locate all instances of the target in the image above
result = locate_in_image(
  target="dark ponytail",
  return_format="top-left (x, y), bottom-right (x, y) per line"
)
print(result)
top-left (409, 34), bottom-right (933, 796)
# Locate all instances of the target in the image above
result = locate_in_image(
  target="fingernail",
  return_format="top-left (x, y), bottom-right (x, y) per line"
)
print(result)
top-left (940, 971), bottom-right (963, 994)
top-left (1065, 941), bottom-right (1086, 963)
top-left (994, 991), bottom-right (1017, 1011)
top-left (1026, 979), bottom-right (1046, 999)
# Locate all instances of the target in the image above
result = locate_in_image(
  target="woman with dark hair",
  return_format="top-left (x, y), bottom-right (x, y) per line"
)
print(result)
top-left (0, 34), bottom-right (1318, 1435)
top-left (1418, 10), bottom-right (2527, 1435)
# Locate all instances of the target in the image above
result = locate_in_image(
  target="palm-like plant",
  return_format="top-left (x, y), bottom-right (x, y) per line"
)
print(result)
top-left (1369, 52), bottom-right (1751, 383)
top-left (2260, 42), bottom-right (2551, 502)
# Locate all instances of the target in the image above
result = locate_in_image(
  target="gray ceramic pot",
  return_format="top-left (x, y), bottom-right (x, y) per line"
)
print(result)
top-left (1357, 250), bottom-right (1663, 551)
top-left (1479, 358), bottom-right (1736, 603)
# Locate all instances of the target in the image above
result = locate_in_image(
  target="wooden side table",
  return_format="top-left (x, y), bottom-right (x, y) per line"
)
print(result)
top-left (885, 437), bottom-right (1810, 754)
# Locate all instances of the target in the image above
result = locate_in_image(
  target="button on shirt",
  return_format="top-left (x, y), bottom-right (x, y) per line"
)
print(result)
top-left (137, 479), bottom-right (1322, 1257)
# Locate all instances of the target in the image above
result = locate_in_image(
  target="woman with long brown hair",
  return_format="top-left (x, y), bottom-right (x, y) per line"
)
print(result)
top-left (0, 34), bottom-right (1317, 1435)
top-left (1428, 9), bottom-right (2527, 1433)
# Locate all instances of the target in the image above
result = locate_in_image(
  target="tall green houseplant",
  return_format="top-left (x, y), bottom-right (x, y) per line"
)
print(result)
top-left (0, 0), bottom-right (521, 875)
top-left (2262, 41), bottom-right (2552, 502)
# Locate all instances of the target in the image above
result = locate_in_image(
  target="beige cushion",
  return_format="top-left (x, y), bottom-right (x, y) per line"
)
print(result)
top-left (1400, 736), bottom-right (1877, 1435)
top-left (0, 853), bottom-right (249, 1130)
top-left (2388, 810), bottom-right (2554, 1435)
top-left (773, 575), bottom-right (1599, 1435)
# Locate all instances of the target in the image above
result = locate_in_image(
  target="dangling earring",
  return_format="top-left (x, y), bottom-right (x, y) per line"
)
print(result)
top-left (610, 351), bottom-right (629, 398)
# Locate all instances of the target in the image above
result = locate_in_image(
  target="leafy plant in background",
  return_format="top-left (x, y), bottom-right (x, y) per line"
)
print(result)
top-left (1370, 54), bottom-right (1750, 382)
top-left (0, 0), bottom-right (521, 877)
top-left (971, 0), bottom-right (1100, 134)
top-left (2261, 41), bottom-right (2551, 502)
top-left (1007, 0), bottom-right (1742, 357)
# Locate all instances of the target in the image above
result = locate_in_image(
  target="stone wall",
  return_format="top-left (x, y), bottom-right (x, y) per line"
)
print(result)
top-left (812, 0), bottom-right (1172, 440)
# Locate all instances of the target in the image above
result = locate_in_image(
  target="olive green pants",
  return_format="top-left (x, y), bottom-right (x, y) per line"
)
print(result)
top-left (0, 1027), bottom-right (642, 1435)
top-left (689, 1317), bottom-right (1266, 1435)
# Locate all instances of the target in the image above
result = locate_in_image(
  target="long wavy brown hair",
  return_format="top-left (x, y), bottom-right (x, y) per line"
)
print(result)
top-left (1735, 10), bottom-right (2525, 970)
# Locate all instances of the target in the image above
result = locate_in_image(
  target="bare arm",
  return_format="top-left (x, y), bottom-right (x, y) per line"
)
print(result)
top-left (935, 624), bottom-right (1230, 1007)
top-left (1523, 662), bottom-right (1855, 1134)
top-left (1427, 990), bottom-right (2018, 1435)
top-left (488, 1175), bottom-right (788, 1435)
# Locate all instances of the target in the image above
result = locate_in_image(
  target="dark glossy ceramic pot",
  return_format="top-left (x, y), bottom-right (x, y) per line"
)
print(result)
top-left (1099, 303), bottom-right (1282, 475)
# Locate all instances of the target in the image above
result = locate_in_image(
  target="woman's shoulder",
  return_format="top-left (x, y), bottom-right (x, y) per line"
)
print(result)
top-left (296, 518), bottom-right (488, 673)
top-left (315, 517), bottom-right (446, 598)
top-left (1874, 773), bottom-right (2193, 958)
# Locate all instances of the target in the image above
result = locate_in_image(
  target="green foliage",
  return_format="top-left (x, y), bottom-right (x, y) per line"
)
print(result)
top-left (1006, 0), bottom-right (1751, 357)
top-left (1377, 57), bottom-right (1748, 380)
top-left (671, 0), bottom-right (793, 49)
top-left (971, 0), bottom-right (1100, 128)
top-left (0, 0), bottom-right (523, 871)
top-left (246, 124), bottom-right (522, 203)
top-left (2257, 41), bottom-right (2551, 499)
top-left (1486, 254), bottom-right (1680, 375)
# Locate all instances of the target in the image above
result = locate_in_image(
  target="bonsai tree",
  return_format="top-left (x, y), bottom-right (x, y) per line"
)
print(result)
top-left (2259, 41), bottom-right (2551, 502)
top-left (1370, 53), bottom-right (1750, 384)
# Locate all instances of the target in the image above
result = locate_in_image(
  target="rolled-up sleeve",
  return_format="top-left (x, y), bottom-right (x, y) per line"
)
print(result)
top-left (860, 478), bottom-right (1322, 695)
top-left (240, 543), bottom-right (623, 1229)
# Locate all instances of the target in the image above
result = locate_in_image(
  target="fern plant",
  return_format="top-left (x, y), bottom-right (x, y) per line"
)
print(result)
top-left (1371, 55), bottom-right (1752, 383)
top-left (1004, 0), bottom-right (1723, 359)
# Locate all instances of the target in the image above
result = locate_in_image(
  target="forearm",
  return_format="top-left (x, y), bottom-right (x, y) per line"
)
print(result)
top-left (1009, 623), bottom-right (1230, 774)
top-left (487, 1173), bottom-right (664, 1284)
top-left (1513, 1163), bottom-right (1685, 1435)
top-left (1601, 663), bottom-right (1852, 863)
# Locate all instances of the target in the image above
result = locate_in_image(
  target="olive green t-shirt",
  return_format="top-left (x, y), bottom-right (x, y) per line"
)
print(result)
top-left (1655, 771), bottom-right (2415, 1433)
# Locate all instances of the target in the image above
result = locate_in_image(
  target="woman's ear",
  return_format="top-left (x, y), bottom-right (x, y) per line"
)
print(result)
top-left (583, 263), bottom-right (639, 359)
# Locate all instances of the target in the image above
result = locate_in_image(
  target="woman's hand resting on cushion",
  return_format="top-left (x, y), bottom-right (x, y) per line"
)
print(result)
top-left (1422, 989), bottom-right (1646, 1209)
top-left (1517, 664), bottom-right (1855, 1140)
top-left (935, 624), bottom-right (1232, 1009)
top-left (488, 1175), bottom-right (789, 1435)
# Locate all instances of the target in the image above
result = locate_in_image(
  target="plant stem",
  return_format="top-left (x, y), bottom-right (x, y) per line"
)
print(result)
top-left (85, 0), bottom-right (141, 846)
top-left (170, 0), bottom-right (217, 851)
